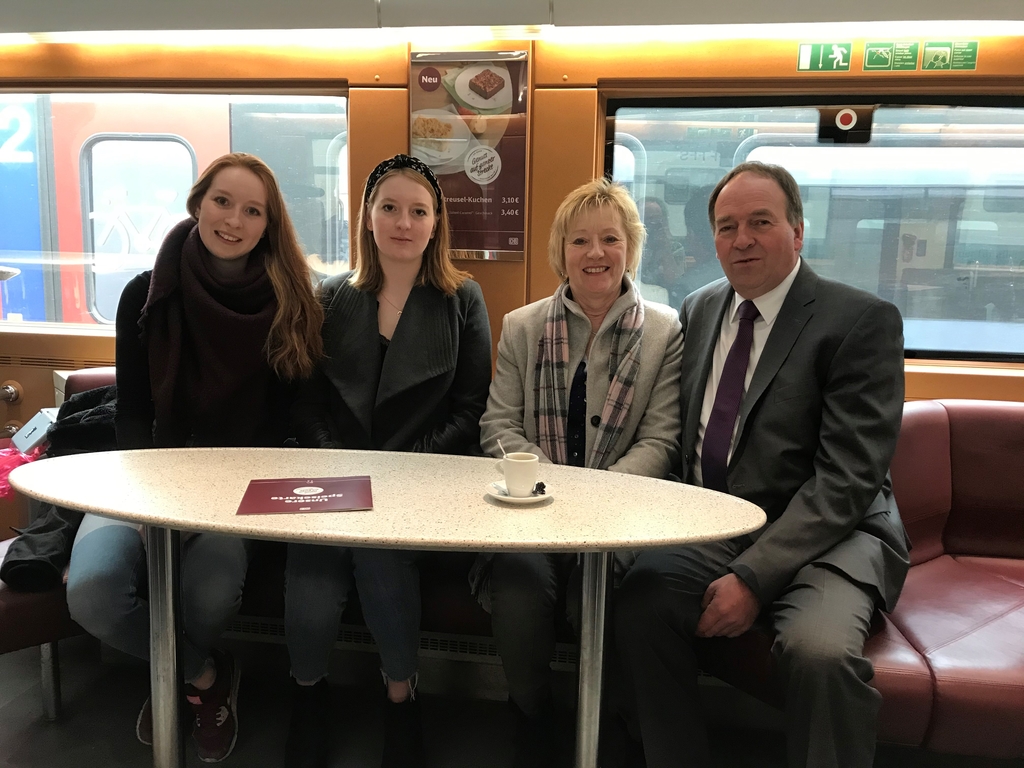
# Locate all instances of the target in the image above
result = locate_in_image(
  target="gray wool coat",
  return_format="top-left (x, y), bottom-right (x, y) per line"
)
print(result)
top-left (479, 279), bottom-right (683, 479)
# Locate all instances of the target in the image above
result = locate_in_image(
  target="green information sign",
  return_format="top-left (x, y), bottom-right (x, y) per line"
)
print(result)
top-left (797, 43), bottom-right (852, 72)
top-left (922, 41), bottom-right (979, 71)
top-left (863, 42), bottom-right (920, 71)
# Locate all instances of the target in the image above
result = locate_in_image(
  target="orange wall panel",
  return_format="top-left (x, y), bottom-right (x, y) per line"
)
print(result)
top-left (347, 88), bottom-right (411, 239)
top-left (1, 41), bottom-right (408, 87)
top-left (527, 88), bottom-right (600, 303)
top-left (535, 35), bottom-right (1024, 87)
top-left (906, 364), bottom-right (1024, 403)
top-left (461, 260), bottom-right (527, 366)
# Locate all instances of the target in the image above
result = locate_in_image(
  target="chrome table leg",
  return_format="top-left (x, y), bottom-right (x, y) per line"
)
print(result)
top-left (40, 641), bottom-right (60, 721)
top-left (576, 551), bottom-right (612, 768)
top-left (147, 526), bottom-right (184, 768)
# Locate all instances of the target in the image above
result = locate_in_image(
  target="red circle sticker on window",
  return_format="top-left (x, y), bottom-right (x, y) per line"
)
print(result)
top-left (835, 109), bottom-right (858, 130)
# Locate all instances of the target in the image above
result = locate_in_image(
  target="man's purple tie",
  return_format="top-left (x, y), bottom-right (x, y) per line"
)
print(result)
top-left (701, 299), bottom-right (760, 493)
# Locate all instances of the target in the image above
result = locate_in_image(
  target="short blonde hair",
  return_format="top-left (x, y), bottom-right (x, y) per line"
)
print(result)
top-left (547, 178), bottom-right (646, 280)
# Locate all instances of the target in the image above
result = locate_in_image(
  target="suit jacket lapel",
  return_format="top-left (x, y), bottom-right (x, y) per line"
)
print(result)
top-left (320, 284), bottom-right (380, 439)
top-left (681, 282), bottom-right (733, 457)
top-left (735, 261), bottom-right (817, 439)
top-left (376, 284), bottom-right (456, 408)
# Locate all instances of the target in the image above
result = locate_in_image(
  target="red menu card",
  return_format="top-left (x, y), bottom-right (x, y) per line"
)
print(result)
top-left (236, 476), bottom-right (373, 515)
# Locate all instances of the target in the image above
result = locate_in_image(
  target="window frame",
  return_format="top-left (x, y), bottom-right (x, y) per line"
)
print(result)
top-left (605, 93), bottom-right (1024, 363)
top-left (79, 132), bottom-right (198, 324)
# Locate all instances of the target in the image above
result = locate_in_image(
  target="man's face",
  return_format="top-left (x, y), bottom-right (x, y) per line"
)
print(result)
top-left (644, 202), bottom-right (667, 234)
top-left (712, 172), bottom-right (803, 300)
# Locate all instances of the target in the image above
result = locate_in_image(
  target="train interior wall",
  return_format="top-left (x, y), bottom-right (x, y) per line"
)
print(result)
top-left (2, 31), bottom-right (1024, 528)
top-left (1, 26), bottom-right (1024, 768)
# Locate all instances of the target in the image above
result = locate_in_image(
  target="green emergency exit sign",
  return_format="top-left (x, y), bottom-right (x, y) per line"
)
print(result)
top-left (863, 42), bottom-right (920, 71)
top-left (797, 43), bottom-right (852, 71)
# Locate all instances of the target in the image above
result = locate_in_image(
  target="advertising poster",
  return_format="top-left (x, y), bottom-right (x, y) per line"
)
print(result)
top-left (410, 52), bottom-right (527, 257)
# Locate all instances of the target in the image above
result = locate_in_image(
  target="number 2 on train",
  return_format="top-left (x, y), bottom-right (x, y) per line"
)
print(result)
top-left (0, 105), bottom-right (34, 163)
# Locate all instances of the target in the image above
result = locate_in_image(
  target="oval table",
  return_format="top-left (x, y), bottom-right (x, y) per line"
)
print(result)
top-left (11, 447), bottom-right (765, 768)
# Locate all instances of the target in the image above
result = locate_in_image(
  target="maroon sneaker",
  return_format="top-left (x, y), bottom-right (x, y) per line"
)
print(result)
top-left (185, 650), bottom-right (240, 763)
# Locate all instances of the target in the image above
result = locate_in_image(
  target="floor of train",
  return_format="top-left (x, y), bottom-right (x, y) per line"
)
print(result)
top-left (1, 636), bottom-right (1021, 768)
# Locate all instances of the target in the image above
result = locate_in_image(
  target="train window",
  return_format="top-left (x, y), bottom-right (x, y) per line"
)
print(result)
top-left (83, 136), bottom-right (195, 323)
top-left (610, 103), bottom-right (1024, 361)
top-left (0, 93), bottom-right (347, 326)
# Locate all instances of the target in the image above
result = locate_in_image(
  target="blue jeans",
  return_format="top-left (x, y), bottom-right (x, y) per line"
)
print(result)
top-left (66, 515), bottom-right (252, 683)
top-left (285, 544), bottom-right (421, 684)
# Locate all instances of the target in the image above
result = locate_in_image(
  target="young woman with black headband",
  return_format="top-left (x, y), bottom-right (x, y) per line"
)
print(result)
top-left (285, 154), bottom-right (492, 768)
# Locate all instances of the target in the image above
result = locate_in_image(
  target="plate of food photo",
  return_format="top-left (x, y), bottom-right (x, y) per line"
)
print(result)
top-left (453, 64), bottom-right (513, 111)
top-left (410, 109), bottom-right (472, 166)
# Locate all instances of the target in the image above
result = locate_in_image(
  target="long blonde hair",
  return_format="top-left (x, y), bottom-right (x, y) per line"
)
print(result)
top-left (187, 153), bottom-right (323, 379)
top-left (351, 164), bottom-right (469, 296)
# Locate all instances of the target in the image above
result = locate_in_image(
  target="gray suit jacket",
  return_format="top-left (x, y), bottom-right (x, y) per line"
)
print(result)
top-left (679, 261), bottom-right (910, 612)
top-left (293, 271), bottom-right (492, 455)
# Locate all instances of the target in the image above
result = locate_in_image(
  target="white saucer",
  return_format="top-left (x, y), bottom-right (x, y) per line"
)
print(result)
top-left (486, 481), bottom-right (551, 505)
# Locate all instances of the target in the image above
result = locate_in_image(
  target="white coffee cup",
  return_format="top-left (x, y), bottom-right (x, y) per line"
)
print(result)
top-left (496, 452), bottom-right (539, 498)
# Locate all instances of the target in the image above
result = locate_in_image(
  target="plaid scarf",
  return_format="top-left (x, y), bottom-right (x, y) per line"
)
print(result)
top-left (534, 281), bottom-right (645, 469)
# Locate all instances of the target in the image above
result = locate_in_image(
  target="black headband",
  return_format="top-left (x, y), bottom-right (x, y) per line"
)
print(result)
top-left (363, 154), bottom-right (444, 212)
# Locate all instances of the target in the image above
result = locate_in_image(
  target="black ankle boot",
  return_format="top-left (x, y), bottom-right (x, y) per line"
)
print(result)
top-left (285, 679), bottom-right (331, 768)
top-left (510, 699), bottom-right (558, 768)
top-left (381, 695), bottom-right (426, 768)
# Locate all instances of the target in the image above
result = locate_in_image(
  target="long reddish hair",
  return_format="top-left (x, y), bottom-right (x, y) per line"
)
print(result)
top-left (187, 153), bottom-right (323, 379)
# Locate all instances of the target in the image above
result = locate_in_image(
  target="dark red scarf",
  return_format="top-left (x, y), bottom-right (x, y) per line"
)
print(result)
top-left (139, 219), bottom-right (277, 447)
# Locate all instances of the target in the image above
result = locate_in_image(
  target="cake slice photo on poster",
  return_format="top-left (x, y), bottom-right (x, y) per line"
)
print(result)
top-left (410, 107), bottom-right (473, 169)
top-left (439, 63), bottom-right (516, 156)
top-left (468, 68), bottom-right (505, 101)
top-left (452, 63), bottom-right (513, 111)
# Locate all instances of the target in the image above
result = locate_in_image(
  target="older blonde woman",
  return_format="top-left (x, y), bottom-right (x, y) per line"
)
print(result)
top-left (477, 178), bottom-right (683, 767)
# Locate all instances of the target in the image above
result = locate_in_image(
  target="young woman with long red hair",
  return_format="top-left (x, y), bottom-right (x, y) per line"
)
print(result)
top-left (66, 152), bottom-right (323, 763)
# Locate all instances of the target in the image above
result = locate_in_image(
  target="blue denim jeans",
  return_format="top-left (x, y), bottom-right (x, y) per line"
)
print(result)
top-left (285, 543), bottom-right (421, 684)
top-left (66, 515), bottom-right (252, 683)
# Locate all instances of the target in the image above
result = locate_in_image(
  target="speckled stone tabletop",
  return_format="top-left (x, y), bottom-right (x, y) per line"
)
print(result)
top-left (11, 448), bottom-right (766, 552)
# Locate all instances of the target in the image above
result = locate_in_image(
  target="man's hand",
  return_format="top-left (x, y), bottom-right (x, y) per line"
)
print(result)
top-left (695, 573), bottom-right (760, 638)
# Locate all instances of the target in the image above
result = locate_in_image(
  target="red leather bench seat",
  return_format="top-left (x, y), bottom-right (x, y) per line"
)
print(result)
top-left (694, 608), bottom-right (934, 748)
top-left (862, 612), bottom-right (934, 747)
top-left (698, 399), bottom-right (1024, 758)
top-left (0, 367), bottom-right (109, 659)
top-left (0, 537), bottom-right (82, 655)
top-left (954, 556), bottom-right (1024, 586)
top-left (887, 399), bottom-right (1024, 757)
top-left (889, 554), bottom-right (1024, 756)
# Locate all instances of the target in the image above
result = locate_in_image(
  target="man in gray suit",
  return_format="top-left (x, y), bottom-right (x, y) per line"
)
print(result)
top-left (614, 161), bottom-right (909, 768)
